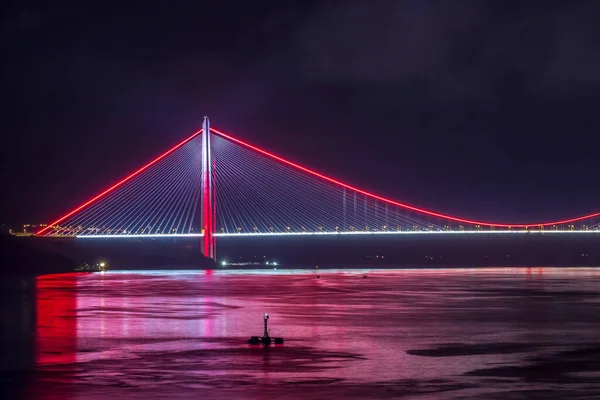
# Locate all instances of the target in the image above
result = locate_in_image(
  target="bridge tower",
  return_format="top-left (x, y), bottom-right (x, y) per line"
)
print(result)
top-left (201, 117), bottom-right (216, 260)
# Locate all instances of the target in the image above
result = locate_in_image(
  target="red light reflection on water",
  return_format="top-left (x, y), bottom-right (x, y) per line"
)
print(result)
top-left (27, 268), bottom-right (600, 399)
top-left (35, 273), bottom-right (82, 365)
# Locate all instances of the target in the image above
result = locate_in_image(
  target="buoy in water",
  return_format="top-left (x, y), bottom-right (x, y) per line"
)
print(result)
top-left (248, 313), bottom-right (284, 346)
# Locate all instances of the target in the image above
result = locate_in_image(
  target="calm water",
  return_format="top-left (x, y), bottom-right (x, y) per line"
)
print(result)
top-left (11, 268), bottom-right (600, 399)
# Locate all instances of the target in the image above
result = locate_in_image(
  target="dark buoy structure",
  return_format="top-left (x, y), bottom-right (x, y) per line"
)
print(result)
top-left (248, 313), bottom-right (284, 345)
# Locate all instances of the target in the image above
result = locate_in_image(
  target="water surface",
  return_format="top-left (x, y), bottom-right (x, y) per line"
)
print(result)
top-left (16, 268), bottom-right (600, 398)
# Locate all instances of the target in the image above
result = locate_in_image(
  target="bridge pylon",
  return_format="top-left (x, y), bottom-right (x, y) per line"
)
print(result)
top-left (202, 117), bottom-right (216, 260)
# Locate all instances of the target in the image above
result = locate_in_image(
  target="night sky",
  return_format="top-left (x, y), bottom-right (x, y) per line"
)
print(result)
top-left (2, 0), bottom-right (599, 227)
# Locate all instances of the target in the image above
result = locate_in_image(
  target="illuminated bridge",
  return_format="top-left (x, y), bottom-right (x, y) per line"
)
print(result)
top-left (37, 118), bottom-right (600, 260)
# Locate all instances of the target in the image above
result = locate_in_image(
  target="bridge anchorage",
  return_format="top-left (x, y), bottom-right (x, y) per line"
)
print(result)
top-left (36, 117), bottom-right (600, 260)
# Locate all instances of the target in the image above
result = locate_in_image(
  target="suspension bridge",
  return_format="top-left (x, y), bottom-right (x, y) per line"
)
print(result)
top-left (36, 117), bottom-right (600, 260)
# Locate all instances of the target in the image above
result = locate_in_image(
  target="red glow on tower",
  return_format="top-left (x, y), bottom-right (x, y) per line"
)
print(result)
top-left (202, 118), bottom-right (216, 259)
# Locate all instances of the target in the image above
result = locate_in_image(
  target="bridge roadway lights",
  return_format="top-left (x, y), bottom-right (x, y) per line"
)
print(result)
top-left (248, 313), bottom-right (284, 346)
top-left (73, 230), bottom-right (600, 239)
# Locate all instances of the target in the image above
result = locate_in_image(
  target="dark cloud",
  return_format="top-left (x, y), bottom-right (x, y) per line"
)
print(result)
top-left (2, 10), bottom-right (48, 35)
top-left (543, 1), bottom-right (600, 85)
top-left (1, 1), bottom-right (599, 225)
top-left (290, 1), bottom-right (600, 100)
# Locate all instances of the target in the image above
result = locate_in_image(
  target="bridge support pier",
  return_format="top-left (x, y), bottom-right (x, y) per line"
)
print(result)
top-left (202, 117), bottom-right (216, 260)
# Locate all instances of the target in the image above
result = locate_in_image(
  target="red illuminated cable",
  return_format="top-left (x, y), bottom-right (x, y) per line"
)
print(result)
top-left (210, 127), bottom-right (600, 228)
top-left (37, 130), bottom-right (202, 235)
